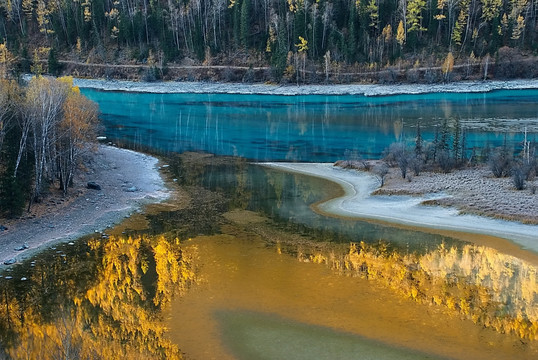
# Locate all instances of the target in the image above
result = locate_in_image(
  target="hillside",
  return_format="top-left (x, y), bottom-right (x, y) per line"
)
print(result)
top-left (1, 0), bottom-right (538, 83)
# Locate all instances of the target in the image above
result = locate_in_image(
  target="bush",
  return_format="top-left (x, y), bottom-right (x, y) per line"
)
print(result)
top-left (387, 143), bottom-right (410, 179)
top-left (437, 150), bottom-right (454, 173)
top-left (489, 148), bottom-right (512, 177)
top-left (406, 68), bottom-right (419, 83)
top-left (142, 67), bottom-right (157, 82)
top-left (409, 156), bottom-right (423, 176)
top-left (512, 165), bottom-right (526, 190)
top-left (495, 47), bottom-right (526, 79)
top-left (378, 67), bottom-right (398, 84)
top-left (242, 67), bottom-right (255, 83)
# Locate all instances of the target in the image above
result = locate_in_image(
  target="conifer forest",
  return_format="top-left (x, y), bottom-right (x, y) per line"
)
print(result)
top-left (1, 0), bottom-right (538, 81)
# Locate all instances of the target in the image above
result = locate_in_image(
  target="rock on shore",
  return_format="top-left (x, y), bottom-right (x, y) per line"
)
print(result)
top-left (0, 145), bottom-right (169, 267)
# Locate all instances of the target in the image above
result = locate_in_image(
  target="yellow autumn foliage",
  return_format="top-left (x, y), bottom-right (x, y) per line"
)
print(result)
top-left (1, 234), bottom-right (198, 359)
top-left (296, 240), bottom-right (538, 340)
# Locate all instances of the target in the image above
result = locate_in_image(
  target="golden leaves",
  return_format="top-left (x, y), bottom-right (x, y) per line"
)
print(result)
top-left (295, 36), bottom-right (308, 52)
top-left (2, 234), bottom-right (197, 358)
top-left (298, 240), bottom-right (538, 340)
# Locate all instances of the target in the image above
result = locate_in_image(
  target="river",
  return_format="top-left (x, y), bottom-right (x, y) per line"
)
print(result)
top-left (0, 87), bottom-right (537, 359)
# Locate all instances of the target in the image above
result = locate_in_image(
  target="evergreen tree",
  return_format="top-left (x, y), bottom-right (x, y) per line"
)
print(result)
top-left (47, 48), bottom-right (62, 75)
top-left (415, 122), bottom-right (423, 157)
top-left (240, 0), bottom-right (250, 48)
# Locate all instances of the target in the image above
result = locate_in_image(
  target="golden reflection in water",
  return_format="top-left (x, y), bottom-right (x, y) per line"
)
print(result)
top-left (165, 226), bottom-right (538, 360)
top-left (0, 235), bottom-right (197, 359)
top-left (300, 241), bottom-right (538, 340)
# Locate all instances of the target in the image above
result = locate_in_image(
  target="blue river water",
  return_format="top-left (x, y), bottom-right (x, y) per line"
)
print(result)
top-left (81, 88), bottom-right (538, 161)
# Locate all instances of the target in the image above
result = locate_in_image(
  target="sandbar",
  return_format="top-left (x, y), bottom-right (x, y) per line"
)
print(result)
top-left (260, 163), bottom-right (538, 252)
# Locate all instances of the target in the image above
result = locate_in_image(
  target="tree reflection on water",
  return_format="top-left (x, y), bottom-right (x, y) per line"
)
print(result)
top-left (292, 240), bottom-right (538, 340)
top-left (0, 235), bottom-right (197, 359)
top-left (1, 153), bottom-right (537, 359)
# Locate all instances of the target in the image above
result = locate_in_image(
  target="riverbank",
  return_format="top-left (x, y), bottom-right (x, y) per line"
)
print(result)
top-left (375, 165), bottom-right (538, 224)
top-left (72, 77), bottom-right (538, 95)
top-left (260, 163), bottom-right (538, 253)
top-left (0, 145), bottom-right (169, 267)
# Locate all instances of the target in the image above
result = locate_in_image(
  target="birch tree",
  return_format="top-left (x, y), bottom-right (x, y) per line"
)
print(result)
top-left (57, 84), bottom-right (99, 194)
top-left (24, 76), bottom-right (70, 206)
top-left (0, 80), bottom-right (18, 154)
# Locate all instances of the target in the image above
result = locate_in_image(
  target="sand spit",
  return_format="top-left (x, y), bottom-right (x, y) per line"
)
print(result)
top-left (259, 163), bottom-right (538, 252)
top-left (0, 145), bottom-right (169, 267)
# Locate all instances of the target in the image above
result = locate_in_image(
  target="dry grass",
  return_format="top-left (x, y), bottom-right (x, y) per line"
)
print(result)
top-left (374, 165), bottom-right (538, 225)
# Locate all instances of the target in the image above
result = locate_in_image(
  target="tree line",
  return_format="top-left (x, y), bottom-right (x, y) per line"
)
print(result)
top-left (337, 120), bottom-right (537, 191)
top-left (382, 121), bottom-right (537, 190)
top-left (0, 75), bottom-right (99, 217)
top-left (0, 0), bottom-right (537, 81)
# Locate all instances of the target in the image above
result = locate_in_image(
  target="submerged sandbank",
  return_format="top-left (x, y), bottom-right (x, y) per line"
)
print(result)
top-left (0, 145), bottom-right (169, 266)
top-left (260, 163), bottom-right (538, 252)
top-left (73, 78), bottom-right (538, 95)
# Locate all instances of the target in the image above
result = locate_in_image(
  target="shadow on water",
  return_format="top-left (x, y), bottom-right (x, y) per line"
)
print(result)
top-left (215, 310), bottom-right (446, 360)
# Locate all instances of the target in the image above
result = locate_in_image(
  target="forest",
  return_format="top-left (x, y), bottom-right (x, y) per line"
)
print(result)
top-left (0, 74), bottom-right (99, 217)
top-left (0, 0), bottom-right (538, 82)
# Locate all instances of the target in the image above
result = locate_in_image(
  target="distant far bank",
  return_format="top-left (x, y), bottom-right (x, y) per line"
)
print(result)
top-left (72, 77), bottom-right (538, 96)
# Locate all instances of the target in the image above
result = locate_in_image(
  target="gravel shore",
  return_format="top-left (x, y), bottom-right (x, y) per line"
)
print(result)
top-left (0, 145), bottom-right (169, 267)
top-left (72, 78), bottom-right (538, 95)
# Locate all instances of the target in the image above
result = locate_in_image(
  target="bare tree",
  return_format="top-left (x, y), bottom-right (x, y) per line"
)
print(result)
top-left (373, 162), bottom-right (389, 187)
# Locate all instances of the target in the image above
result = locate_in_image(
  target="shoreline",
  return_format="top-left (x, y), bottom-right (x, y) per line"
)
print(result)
top-left (0, 145), bottom-right (170, 267)
top-left (259, 163), bottom-right (538, 253)
top-left (73, 77), bottom-right (538, 96)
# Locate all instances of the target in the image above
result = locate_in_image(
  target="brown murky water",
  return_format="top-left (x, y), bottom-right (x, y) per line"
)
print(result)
top-left (1, 157), bottom-right (537, 359)
top-left (165, 214), bottom-right (538, 360)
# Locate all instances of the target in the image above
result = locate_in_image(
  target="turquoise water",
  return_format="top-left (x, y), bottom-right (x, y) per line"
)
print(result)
top-left (82, 88), bottom-right (538, 161)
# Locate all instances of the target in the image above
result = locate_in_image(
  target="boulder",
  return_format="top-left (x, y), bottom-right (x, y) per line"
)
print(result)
top-left (87, 182), bottom-right (102, 190)
top-left (124, 186), bottom-right (137, 192)
top-left (3, 258), bottom-right (16, 265)
top-left (0, 225), bottom-right (7, 231)
top-left (14, 243), bottom-right (29, 251)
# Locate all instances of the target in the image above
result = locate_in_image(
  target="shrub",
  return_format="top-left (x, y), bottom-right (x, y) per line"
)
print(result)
top-left (409, 156), bottom-right (423, 176)
top-left (437, 150), bottom-right (454, 173)
top-left (489, 148), bottom-right (512, 177)
top-left (387, 143), bottom-right (410, 179)
top-left (512, 166), bottom-right (526, 190)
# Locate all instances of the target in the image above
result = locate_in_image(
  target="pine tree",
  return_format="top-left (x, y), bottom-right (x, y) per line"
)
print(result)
top-left (415, 122), bottom-right (423, 157)
top-left (48, 48), bottom-right (62, 76)
top-left (240, 0), bottom-right (250, 48)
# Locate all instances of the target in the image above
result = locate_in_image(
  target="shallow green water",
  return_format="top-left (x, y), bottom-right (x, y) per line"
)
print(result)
top-left (216, 311), bottom-right (444, 360)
